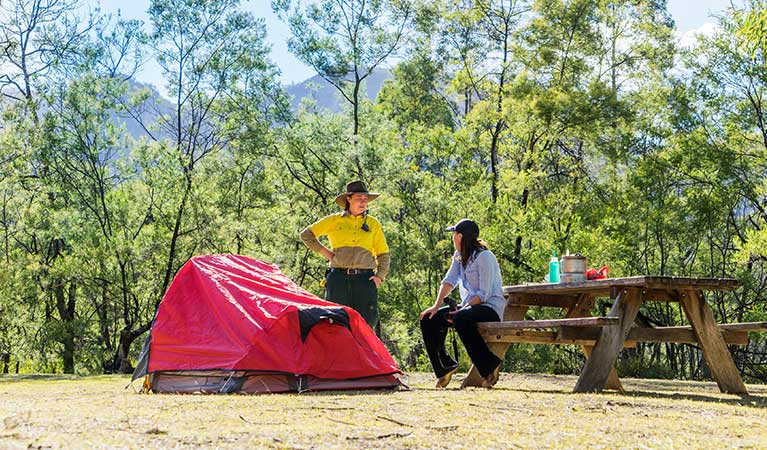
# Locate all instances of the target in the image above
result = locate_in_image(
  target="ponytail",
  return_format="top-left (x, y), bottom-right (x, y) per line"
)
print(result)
top-left (459, 234), bottom-right (488, 267)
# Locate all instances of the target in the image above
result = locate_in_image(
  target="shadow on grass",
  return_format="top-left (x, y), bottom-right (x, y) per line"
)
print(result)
top-left (493, 384), bottom-right (767, 409)
top-left (623, 390), bottom-right (767, 409)
top-left (298, 388), bottom-right (405, 397)
top-left (0, 374), bottom-right (83, 383)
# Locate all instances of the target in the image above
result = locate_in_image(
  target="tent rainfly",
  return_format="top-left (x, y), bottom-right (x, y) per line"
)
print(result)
top-left (132, 254), bottom-right (405, 393)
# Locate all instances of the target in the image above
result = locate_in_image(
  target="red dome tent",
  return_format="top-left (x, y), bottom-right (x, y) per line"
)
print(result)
top-left (132, 254), bottom-right (404, 393)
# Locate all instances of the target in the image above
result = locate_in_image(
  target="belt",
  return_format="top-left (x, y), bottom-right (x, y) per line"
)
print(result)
top-left (330, 268), bottom-right (374, 275)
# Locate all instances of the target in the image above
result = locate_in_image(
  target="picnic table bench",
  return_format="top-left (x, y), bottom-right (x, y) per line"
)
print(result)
top-left (463, 276), bottom-right (766, 394)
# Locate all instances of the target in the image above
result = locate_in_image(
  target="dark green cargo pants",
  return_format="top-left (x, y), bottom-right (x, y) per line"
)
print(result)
top-left (324, 269), bottom-right (379, 332)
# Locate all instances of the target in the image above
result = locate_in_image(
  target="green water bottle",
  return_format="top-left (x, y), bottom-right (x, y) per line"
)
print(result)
top-left (549, 250), bottom-right (560, 283)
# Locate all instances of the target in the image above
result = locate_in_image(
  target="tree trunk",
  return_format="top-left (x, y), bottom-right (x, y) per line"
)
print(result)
top-left (353, 71), bottom-right (360, 137)
top-left (160, 178), bottom-right (191, 301)
top-left (489, 125), bottom-right (501, 202)
top-left (512, 188), bottom-right (530, 263)
top-left (54, 281), bottom-right (77, 374)
top-left (112, 322), bottom-right (152, 374)
top-left (2, 192), bottom-right (9, 263)
top-left (352, 69), bottom-right (364, 179)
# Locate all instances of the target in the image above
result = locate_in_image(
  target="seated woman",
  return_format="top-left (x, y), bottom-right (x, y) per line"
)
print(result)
top-left (419, 219), bottom-right (506, 388)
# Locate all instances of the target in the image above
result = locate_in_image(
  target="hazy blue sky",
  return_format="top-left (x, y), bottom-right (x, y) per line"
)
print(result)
top-left (84, 0), bottom-right (736, 89)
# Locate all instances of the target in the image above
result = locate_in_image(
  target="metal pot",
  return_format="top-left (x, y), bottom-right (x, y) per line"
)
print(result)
top-left (560, 253), bottom-right (587, 277)
top-left (560, 272), bottom-right (586, 283)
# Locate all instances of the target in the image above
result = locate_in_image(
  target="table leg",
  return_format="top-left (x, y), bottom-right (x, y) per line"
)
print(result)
top-left (461, 304), bottom-right (527, 388)
top-left (562, 294), bottom-right (624, 393)
top-left (581, 346), bottom-right (623, 393)
top-left (680, 289), bottom-right (747, 394)
top-left (574, 287), bottom-right (642, 393)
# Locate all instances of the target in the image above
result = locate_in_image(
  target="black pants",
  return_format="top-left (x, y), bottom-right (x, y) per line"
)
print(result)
top-left (420, 304), bottom-right (501, 378)
top-left (325, 269), bottom-right (379, 331)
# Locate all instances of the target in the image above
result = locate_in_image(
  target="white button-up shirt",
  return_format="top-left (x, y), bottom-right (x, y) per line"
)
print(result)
top-left (442, 249), bottom-right (506, 320)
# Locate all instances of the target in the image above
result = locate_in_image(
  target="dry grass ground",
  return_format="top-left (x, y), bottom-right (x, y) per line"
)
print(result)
top-left (2, 372), bottom-right (767, 449)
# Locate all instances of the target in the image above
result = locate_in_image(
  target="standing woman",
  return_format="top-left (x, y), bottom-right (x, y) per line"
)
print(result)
top-left (419, 219), bottom-right (506, 388)
top-left (300, 181), bottom-right (390, 332)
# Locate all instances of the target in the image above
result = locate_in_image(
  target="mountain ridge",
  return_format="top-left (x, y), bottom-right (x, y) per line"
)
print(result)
top-left (284, 68), bottom-right (392, 113)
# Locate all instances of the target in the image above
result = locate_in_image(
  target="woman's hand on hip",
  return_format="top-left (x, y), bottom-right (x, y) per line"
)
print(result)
top-left (419, 305), bottom-right (440, 320)
top-left (369, 275), bottom-right (382, 288)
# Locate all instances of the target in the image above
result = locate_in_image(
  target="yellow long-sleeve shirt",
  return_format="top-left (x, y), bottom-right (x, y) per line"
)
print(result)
top-left (300, 211), bottom-right (390, 280)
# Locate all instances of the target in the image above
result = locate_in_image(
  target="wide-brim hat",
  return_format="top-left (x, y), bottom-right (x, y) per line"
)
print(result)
top-left (334, 180), bottom-right (380, 209)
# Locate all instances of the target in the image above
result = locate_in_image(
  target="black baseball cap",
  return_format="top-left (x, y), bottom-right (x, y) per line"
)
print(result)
top-left (445, 218), bottom-right (479, 236)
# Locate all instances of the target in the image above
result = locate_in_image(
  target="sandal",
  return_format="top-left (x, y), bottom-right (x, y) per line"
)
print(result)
top-left (481, 364), bottom-right (501, 388)
top-left (435, 366), bottom-right (458, 388)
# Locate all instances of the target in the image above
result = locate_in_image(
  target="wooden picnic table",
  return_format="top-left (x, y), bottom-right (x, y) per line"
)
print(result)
top-left (464, 276), bottom-right (765, 394)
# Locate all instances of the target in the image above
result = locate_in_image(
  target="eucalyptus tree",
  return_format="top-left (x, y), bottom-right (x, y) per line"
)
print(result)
top-left (467, 0), bottom-right (676, 278)
top-left (0, 0), bottom-right (94, 119)
top-left (207, 22), bottom-right (288, 258)
top-left (663, 7), bottom-right (767, 381)
top-left (34, 13), bottom-right (153, 373)
top-left (723, 1), bottom-right (767, 254)
top-left (273, 0), bottom-right (415, 177)
top-left (145, 0), bottom-right (274, 295)
top-left (0, 0), bottom-right (101, 373)
top-left (462, 0), bottom-right (529, 202)
top-left (100, 0), bottom-right (285, 373)
top-left (433, 0), bottom-right (601, 278)
top-left (0, 0), bottom-right (97, 277)
top-left (377, 44), bottom-right (456, 132)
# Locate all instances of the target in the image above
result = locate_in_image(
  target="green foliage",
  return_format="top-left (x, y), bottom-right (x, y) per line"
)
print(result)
top-left (273, 0), bottom-right (414, 138)
top-left (2, 0), bottom-right (767, 385)
top-left (617, 353), bottom-right (676, 380)
top-left (378, 42), bottom-right (456, 130)
top-left (736, 0), bottom-right (767, 56)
